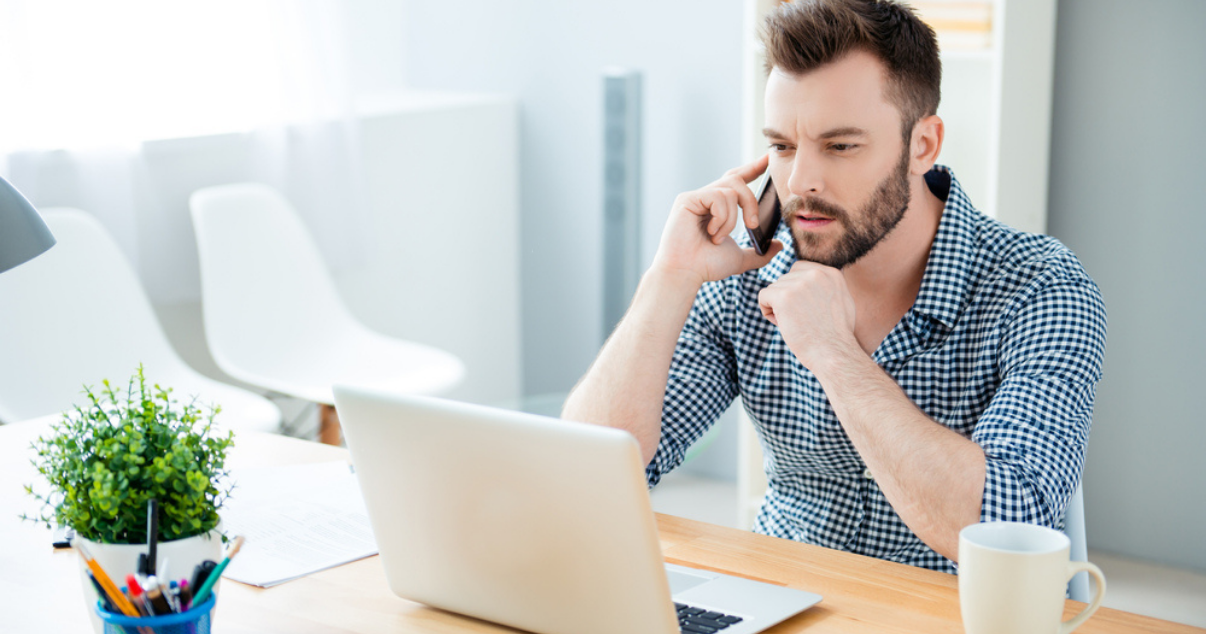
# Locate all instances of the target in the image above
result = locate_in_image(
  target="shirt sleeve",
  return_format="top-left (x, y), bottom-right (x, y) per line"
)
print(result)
top-left (974, 275), bottom-right (1108, 528)
top-left (645, 280), bottom-right (740, 487)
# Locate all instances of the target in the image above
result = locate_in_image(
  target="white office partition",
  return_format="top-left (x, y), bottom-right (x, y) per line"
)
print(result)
top-left (339, 93), bottom-right (522, 406)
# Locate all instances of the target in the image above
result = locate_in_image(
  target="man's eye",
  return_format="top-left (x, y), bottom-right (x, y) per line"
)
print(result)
top-left (768, 143), bottom-right (789, 152)
top-left (830, 143), bottom-right (857, 152)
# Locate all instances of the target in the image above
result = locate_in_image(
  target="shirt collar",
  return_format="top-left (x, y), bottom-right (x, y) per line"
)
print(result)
top-left (911, 165), bottom-right (981, 330)
top-left (754, 165), bottom-right (979, 331)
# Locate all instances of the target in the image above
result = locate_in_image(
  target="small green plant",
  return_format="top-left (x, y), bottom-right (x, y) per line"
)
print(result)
top-left (22, 365), bottom-right (235, 544)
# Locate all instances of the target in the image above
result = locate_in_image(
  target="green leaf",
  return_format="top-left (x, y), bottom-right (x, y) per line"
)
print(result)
top-left (21, 364), bottom-right (235, 543)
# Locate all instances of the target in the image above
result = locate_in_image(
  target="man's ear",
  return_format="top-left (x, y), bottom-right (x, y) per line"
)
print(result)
top-left (910, 114), bottom-right (944, 175)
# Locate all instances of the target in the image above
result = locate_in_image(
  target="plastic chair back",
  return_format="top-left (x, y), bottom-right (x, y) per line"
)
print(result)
top-left (189, 184), bottom-right (365, 399)
top-left (0, 209), bottom-right (279, 431)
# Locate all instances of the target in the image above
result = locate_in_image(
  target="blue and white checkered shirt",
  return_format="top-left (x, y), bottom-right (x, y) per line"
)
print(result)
top-left (646, 166), bottom-right (1107, 573)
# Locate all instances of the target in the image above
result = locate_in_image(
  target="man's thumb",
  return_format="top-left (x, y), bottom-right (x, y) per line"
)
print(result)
top-left (741, 239), bottom-right (784, 273)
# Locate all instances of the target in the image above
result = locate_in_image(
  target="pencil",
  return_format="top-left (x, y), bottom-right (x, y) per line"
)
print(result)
top-left (75, 542), bottom-right (142, 618)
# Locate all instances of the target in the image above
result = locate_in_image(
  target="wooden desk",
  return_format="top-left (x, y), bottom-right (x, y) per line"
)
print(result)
top-left (2, 421), bottom-right (1199, 633)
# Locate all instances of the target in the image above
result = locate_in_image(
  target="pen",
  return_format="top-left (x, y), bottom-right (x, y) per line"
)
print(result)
top-left (159, 557), bottom-right (172, 603)
top-left (140, 498), bottom-right (159, 576)
top-left (168, 580), bottom-right (181, 613)
top-left (87, 573), bottom-right (117, 613)
top-left (190, 535), bottom-right (245, 606)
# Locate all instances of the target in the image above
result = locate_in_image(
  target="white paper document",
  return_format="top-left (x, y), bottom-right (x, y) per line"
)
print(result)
top-left (219, 461), bottom-right (378, 587)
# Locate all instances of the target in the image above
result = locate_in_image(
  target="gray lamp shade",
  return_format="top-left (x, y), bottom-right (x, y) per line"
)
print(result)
top-left (0, 175), bottom-right (55, 274)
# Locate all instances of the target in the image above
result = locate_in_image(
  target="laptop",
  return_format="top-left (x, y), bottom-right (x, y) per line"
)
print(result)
top-left (333, 385), bottom-right (822, 634)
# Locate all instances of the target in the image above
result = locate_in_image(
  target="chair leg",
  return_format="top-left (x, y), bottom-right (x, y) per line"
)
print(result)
top-left (318, 404), bottom-right (343, 446)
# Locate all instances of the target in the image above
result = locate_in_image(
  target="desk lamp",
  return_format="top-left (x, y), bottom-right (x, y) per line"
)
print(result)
top-left (0, 175), bottom-right (55, 274)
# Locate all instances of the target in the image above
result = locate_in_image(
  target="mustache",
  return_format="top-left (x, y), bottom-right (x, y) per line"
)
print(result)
top-left (782, 195), bottom-right (849, 223)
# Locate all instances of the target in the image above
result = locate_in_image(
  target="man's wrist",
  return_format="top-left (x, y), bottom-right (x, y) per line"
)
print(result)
top-left (641, 263), bottom-right (706, 299)
top-left (803, 336), bottom-right (871, 384)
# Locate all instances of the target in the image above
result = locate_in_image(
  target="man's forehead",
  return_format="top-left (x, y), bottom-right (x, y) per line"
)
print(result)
top-left (763, 52), bottom-right (897, 138)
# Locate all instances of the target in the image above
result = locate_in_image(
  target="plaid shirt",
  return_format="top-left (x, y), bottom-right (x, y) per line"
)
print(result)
top-left (646, 166), bottom-right (1107, 573)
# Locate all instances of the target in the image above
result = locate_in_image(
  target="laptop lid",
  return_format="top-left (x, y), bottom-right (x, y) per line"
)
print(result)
top-left (334, 385), bottom-right (680, 634)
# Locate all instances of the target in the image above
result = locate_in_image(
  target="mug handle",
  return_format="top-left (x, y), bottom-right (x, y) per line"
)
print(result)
top-left (1060, 561), bottom-right (1107, 633)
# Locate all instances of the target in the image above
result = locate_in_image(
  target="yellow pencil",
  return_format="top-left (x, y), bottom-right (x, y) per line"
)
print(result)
top-left (75, 542), bottom-right (142, 618)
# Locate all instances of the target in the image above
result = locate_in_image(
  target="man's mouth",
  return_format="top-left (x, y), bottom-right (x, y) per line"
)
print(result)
top-left (794, 214), bottom-right (835, 229)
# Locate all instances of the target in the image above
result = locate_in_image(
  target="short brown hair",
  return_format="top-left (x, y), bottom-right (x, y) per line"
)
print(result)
top-left (761, 0), bottom-right (941, 138)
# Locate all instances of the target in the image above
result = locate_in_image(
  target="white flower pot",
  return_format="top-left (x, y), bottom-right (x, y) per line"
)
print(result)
top-left (76, 527), bottom-right (223, 634)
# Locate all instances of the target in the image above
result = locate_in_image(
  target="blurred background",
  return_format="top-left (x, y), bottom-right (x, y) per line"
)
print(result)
top-left (1, 0), bottom-right (1202, 624)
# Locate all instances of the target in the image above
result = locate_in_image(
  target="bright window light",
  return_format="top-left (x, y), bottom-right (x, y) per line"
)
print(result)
top-left (0, 1), bottom-right (341, 152)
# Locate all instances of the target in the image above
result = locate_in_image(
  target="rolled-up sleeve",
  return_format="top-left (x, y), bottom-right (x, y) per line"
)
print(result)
top-left (646, 280), bottom-right (740, 487)
top-left (974, 276), bottom-right (1108, 527)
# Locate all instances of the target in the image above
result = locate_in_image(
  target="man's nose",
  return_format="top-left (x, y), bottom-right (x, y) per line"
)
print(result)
top-left (787, 152), bottom-right (823, 197)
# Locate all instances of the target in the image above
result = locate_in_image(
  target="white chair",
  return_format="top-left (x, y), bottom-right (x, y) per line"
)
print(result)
top-left (0, 209), bottom-right (281, 433)
top-left (1065, 484), bottom-right (1091, 602)
top-left (188, 183), bottom-right (466, 443)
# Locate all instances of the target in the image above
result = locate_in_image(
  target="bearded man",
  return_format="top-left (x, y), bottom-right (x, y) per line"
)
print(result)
top-left (563, 0), bottom-right (1107, 573)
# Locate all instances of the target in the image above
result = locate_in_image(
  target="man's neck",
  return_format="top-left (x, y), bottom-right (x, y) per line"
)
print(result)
top-left (841, 172), bottom-right (945, 351)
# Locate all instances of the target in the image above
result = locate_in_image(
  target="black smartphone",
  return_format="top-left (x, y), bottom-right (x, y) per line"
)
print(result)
top-left (746, 174), bottom-right (781, 256)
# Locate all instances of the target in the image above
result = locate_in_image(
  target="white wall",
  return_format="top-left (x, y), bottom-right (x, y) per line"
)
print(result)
top-left (11, 96), bottom-right (523, 409)
top-left (1046, 0), bottom-right (1206, 573)
top-left (403, 0), bottom-right (746, 399)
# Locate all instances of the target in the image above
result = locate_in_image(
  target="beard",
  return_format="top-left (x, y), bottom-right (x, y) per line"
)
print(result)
top-left (782, 146), bottom-right (912, 269)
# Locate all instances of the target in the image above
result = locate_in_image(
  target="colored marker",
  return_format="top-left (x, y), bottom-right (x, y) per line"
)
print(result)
top-left (190, 560), bottom-right (217, 594)
top-left (144, 576), bottom-right (173, 616)
top-left (126, 575), bottom-right (150, 616)
top-left (178, 579), bottom-right (192, 611)
top-left (190, 535), bottom-right (245, 606)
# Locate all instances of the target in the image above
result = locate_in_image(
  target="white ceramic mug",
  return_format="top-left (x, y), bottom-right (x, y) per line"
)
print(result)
top-left (959, 522), bottom-right (1106, 634)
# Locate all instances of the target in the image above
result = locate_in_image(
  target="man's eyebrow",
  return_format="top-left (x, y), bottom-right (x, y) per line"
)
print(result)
top-left (817, 126), bottom-right (869, 140)
top-left (761, 126), bottom-right (870, 140)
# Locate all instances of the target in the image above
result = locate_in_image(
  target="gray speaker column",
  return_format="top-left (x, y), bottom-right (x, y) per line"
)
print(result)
top-left (601, 68), bottom-right (642, 342)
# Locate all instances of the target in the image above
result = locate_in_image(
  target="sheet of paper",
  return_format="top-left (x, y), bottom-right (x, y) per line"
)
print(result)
top-left (218, 461), bottom-right (378, 587)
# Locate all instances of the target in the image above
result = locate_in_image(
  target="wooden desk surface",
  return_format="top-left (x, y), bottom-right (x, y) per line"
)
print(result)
top-left (2, 420), bottom-right (1200, 633)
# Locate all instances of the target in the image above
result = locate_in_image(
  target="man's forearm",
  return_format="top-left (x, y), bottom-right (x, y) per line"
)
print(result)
top-left (562, 267), bottom-right (703, 464)
top-left (812, 347), bottom-right (986, 561)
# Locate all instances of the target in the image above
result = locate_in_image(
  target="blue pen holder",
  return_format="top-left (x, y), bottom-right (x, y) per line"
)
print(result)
top-left (95, 595), bottom-right (216, 634)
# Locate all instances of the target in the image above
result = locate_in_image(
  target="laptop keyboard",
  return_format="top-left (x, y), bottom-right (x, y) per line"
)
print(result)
top-left (675, 602), bottom-right (744, 633)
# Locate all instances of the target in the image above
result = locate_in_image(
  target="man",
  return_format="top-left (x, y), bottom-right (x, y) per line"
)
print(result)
top-left (563, 0), bottom-right (1106, 573)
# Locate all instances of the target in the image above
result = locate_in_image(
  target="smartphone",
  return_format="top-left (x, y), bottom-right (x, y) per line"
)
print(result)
top-left (746, 173), bottom-right (781, 256)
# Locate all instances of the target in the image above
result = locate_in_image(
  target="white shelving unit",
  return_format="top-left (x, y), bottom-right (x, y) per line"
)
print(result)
top-left (736, 0), bottom-right (1058, 529)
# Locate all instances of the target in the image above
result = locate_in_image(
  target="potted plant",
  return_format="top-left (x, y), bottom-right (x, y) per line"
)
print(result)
top-left (23, 365), bottom-right (234, 631)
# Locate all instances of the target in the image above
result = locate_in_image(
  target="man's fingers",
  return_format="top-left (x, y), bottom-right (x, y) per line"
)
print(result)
top-left (723, 153), bottom-right (770, 184)
top-left (741, 239), bottom-right (784, 274)
top-left (718, 155), bottom-right (768, 229)
top-left (737, 181), bottom-right (760, 230)
top-left (716, 188), bottom-right (741, 241)
top-left (701, 190), bottom-right (731, 241)
top-left (757, 282), bottom-right (780, 326)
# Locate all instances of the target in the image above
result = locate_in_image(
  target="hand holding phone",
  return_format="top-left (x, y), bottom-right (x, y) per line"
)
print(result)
top-left (650, 155), bottom-right (779, 286)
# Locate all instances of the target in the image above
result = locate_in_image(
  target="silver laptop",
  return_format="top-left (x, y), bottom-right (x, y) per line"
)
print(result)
top-left (333, 385), bottom-right (821, 634)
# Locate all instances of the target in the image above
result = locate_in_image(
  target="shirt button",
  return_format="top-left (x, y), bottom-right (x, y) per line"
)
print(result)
top-left (863, 468), bottom-right (874, 481)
